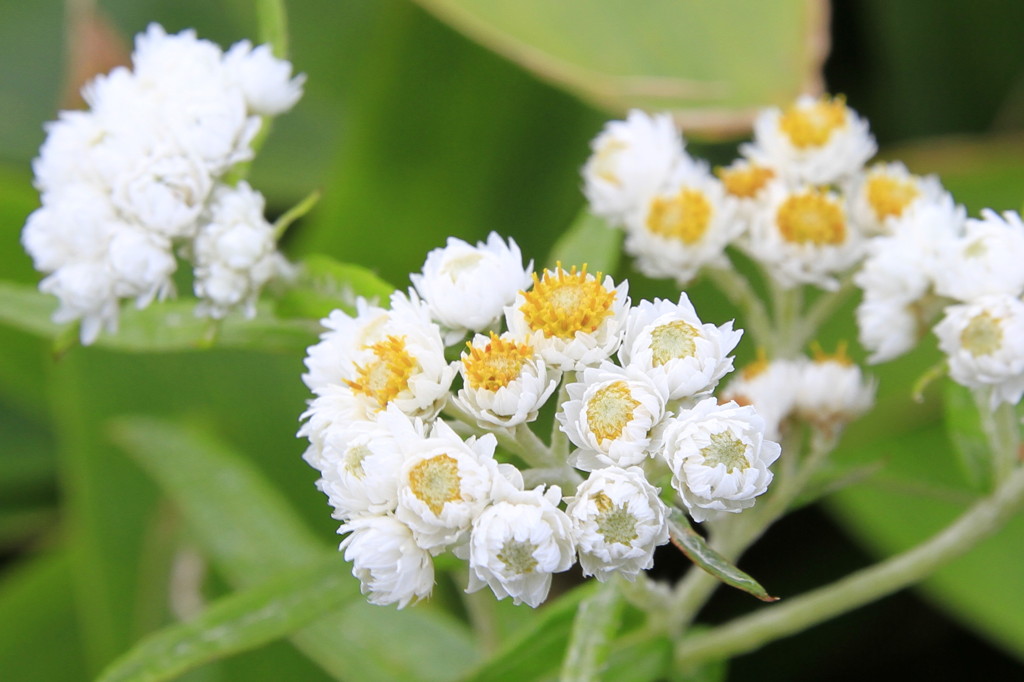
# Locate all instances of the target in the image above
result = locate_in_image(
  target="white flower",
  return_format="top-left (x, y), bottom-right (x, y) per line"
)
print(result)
top-left (792, 350), bottom-right (876, 431)
top-left (22, 184), bottom-right (120, 273)
top-left (223, 40), bottom-right (306, 116)
top-left (743, 184), bottom-right (864, 290)
top-left (742, 94), bottom-right (876, 185)
top-left (618, 294), bottom-right (742, 400)
top-left (622, 170), bottom-right (741, 285)
top-left (395, 419), bottom-right (503, 553)
top-left (660, 398), bottom-right (781, 522)
top-left (565, 466), bottom-right (669, 581)
top-left (467, 485), bottom-right (575, 607)
top-left (452, 332), bottom-right (559, 428)
top-left (933, 209), bottom-right (1024, 302)
top-left (340, 515), bottom-right (434, 609)
top-left (934, 295), bottom-right (1024, 408)
top-left (582, 110), bottom-right (696, 225)
top-left (505, 265), bottom-right (629, 371)
top-left (718, 358), bottom-right (800, 443)
top-left (107, 225), bottom-right (176, 306)
top-left (302, 299), bottom-right (393, 396)
top-left (846, 161), bottom-right (947, 236)
top-left (39, 262), bottom-right (119, 345)
top-left (31, 111), bottom-right (108, 195)
top-left (411, 233), bottom-right (532, 343)
top-left (855, 297), bottom-right (924, 365)
top-left (558, 363), bottom-right (669, 471)
top-left (193, 181), bottom-right (289, 319)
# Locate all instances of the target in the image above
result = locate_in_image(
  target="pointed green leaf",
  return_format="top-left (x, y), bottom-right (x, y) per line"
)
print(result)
top-left (413, 0), bottom-right (828, 137)
top-left (275, 254), bottom-right (396, 320)
top-left (97, 555), bottom-right (357, 682)
top-left (668, 511), bottom-right (777, 602)
top-left (546, 210), bottom-right (623, 274)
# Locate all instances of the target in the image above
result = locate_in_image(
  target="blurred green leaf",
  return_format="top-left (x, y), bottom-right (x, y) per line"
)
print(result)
top-left (276, 254), bottom-right (395, 320)
top-left (97, 554), bottom-right (357, 682)
top-left (560, 581), bottom-right (623, 682)
top-left (545, 210), bottom-right (622, 274)
top-left (668, 511), bottom-right (777, 603)
top-left (943, 382), bottom-right (993, 492)
top-left (601, 634), bottom-right (672, 682)
top-left (413, 0), bottom-right (828, 137)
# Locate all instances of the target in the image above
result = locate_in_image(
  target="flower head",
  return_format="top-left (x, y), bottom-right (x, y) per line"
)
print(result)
top-left (340, 515), bottom-right (435, 609)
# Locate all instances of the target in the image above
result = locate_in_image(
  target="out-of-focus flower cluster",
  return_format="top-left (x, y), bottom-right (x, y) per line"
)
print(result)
top-left (299, 229), bottom-right (877, 609)
top-left (22, 24), bottom-right (304, 343)
top-left (583, 95), bottom-right (1024, 407)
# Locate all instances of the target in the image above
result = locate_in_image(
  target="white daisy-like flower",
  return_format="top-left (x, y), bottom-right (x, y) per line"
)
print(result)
top-left (302, 299), bottom-right (393, 396)
top-left (192, 181), bottom-right (290, 319)
top-left (107, 224), bottom-right (176, 306)
top-left (742, 94), bottom-right (876, 185)
top-left (661, 398), bottom-right (781, 522)
top-left (582, 110), bottom-right (695, 225)
top-left (714, 158), bottom-right (782, 230)
top-left (622, 169), bottom-right (741, 285)
top-left (410, 233), bottom-right (532, 344)
top-left (719, 357), bottom-right (800, 443)
top-left (557, 363), bottom-right (669, 471)
top-left (38, 262), bottom-right (120, 346)
top-left (792, 348), bottom-right (876, 432)
top-left (505, 265), bottom-right (629, 371)
top-left (744, 183), bottom-right (864, 290)
top-left (565, 466), bottom-right (669, 581)
top-left (618, 294), bottom-right (742, 400)
top-left (846, 161), bottom-right (947, 236)
top-left (340, 514), bottom-right (435, 609)
top-left (467, 484), bottom-right (575, 607)
top-left (933, 209), bottom-right (1024, 302)
top-left (394, 419), bottom-right (503, 553)
top-left (855, 296), bottom-right (925, 365)
top-left (223, 40), bottom-right (306, 116)
top-left (452, 332), bottom-right (559, 428)
top-left (934, 294), bottom-right (1024, 408)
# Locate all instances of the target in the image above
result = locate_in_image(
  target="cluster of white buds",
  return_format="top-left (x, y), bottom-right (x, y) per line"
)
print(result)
top-left (299, 234), bottom-right (784, 608)
top-left (21, 24), bottom-right (304, 343)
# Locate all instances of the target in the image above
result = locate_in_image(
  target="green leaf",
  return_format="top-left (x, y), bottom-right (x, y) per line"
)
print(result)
top-left (667, 511), bottom-right (777, 603)
top-left (275, 254), bottom-right (396, 320)
top-left (545, 210), bottom-right (623, 274)
top-left (412, 0), bottom-right (827, 136)
top-left (460, 581), bottom-right (600, 682)
top-left (560, 581), bottom-right (623, 682)
top-left (97, 554), bottom-right (358, 682)
top-left (601, 634), bottom-right (671, 682)
top-left (943, 381), bottom-right (993, 492)
top-left (0, 282), bottom-right (319, 354)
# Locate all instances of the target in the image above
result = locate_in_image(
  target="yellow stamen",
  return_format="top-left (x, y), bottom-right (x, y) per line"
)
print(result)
top-left (586, 381), bottom-right (640, 443)
top-left (866, 174), bottom-right (920, 221)
top-left (408, 454), bottom-right (462, 515)
top-left (519, 264), bottom-right (617, 339)
top-left (646, 188), bottom-right (713, 244)
top-left (961, 312), bottom-right (1003, 357)
top-left (778, 95), bottom-right (848, 148)
top-left (776, 191), bottom-right (846, 245)
top-left (344, 335), bottom-right (418, 410)
top-left (462, 332), bottom-right (534, 391)
top-left (717, 164), bottom-right (775, 199)
top-left (810, 340), bottom-right (854, 366)
top-left (649, 320), bottom-right (700, 365)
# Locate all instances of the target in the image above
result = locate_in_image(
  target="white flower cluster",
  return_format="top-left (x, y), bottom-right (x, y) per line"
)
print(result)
top-left (300, 233), bottom-right (787, 608)
top-left (21, 24), bottom-right (304, 343)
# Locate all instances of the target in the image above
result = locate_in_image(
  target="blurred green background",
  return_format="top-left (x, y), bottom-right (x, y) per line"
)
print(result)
top-left (2, 1), bottom-right (1024, 680)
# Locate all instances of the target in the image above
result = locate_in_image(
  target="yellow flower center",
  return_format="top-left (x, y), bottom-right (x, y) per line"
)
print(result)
top-left (741, 348), bottom-right (771, 380)
top-left (646, 188), bottom-right (713, 244)
top-left (408, 454), bottom-right (462, 515)
top-left (778, 96), bottom-right (848, 148)
top-left (519, 264), bottom-right (617, 339)
top-left (776, 191), bottom-right (846, 245)
top-left (649, 320), bottom-right (700, 365)
top-left (700, 431), bottom-right (749, 472)
top-left (811, 340), bottom-right (854, 366)
top-left (586, 381), bottom-right (641, 443)
top-left (865, 174), bottom-right (920, 221)
top-left (345, 335), bottom-right (418, 410)
top-left (717, 164), bottom-right (775, 199)
top-left (462, 332), bottom-right (534, 391)
top-left (497, 539), bottom-right (538, 575)
top-left (961, 312), bottom-right (1003, 357)
top-left (591, 492), bottom-right (639, 546)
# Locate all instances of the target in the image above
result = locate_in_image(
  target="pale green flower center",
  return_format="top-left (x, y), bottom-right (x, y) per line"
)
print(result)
top-left (497, 539), bottom-right (538, 575)
top-left (649, 320), bottom-right (699, 365)
top-left (700, 431), bottom-right (749, 472)
top-left (961, 312), bottom-right (1003, 357)
top-left (592, 492), bottom-right (638, 547)
top-left (587, 381), bottom-right (640, 443)
top-left (342, 444), bottom-right (372, 478)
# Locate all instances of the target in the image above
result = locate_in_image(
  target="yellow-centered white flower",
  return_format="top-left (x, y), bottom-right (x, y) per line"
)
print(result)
top-left (467, 484), bottom-right (575, 608)
top-left (792, 348), bottom-right (876, 432)
top-left (934, 294), bottom-right (1024, 408)
top-left (660, 398), bottom-right (781, 523)
top-left (557, 363), bottom-right (669, 471)
top-left (452, 332), bottom-right (559, 428)
top-left (565, 466), bottom-right (669, 582)
top-left (933, 209), bottom-right (1024, 302)
top-left (742, 94), bottom-right (876, 185)
top-left (846, 161), bottom-right (946, 236)
top-left (719, 358), bottom-right (801, 443)
top-left (619, 294), bottom-right (742, 400)
top-left (505, 264), bottom-right (629, 371)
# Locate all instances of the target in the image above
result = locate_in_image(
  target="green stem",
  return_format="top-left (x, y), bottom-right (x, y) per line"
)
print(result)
top-left (790, 275), bottom-right (856, 353)
top-left (975, 388), bottom-right (1020, 486)
top-left (705, 267), bottom-right (773, 353)
top-left (273, 189), bottom-right (322, 242)
top-left (674, 462), bottom-right (1024, 667)
top-left (256, 0), bottom-right (289, 58)
top-left (766, 276), bottom-right (803, 358)
top-left (441, 403), bottom-right (555, 469)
